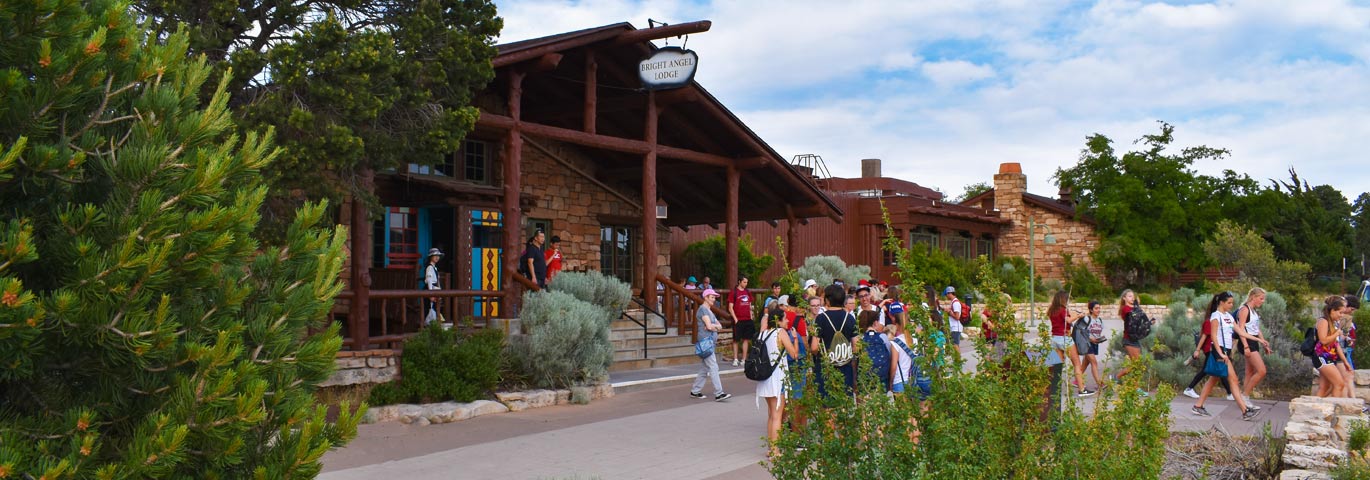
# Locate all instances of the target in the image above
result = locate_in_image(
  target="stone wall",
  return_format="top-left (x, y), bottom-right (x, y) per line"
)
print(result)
top-left (1001, 302), bottom-right (1167, 322)
top-left (1282, 394), bottom-right (1366, 473)
top-left (520, 139), bottom-right (672, 289)
top-left (323, 349), bottom-right (400, 387)
top-left (992, 164), bottom-right (1103, 282)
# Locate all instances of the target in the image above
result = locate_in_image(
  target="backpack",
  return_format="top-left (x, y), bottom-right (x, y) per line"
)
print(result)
top-left (744, 330), bottom-right (779, 381)
top-left (959, 298), bottom-right (973, 324)
top-left (864, 332), bottom-right (892, 386)
top-left (1124, 307), bottom-right (1152, 341)
top-left (821, 311), bottom-right (854, 367)
top-left (1301, 326), bottom-right (1319, 358)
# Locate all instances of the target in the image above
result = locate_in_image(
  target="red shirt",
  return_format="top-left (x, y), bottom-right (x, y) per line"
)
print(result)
top-left (981, 308), bottom-right (996, 339)
top-left (544, 249), bottom-right (562, 280)
top-left (729, 290), bottom-right (753, 322)
top-left (786, 311), bottom-right (808, 337)
top-left (1050, 309), bottom-right (1068, 336)
top-left (1200, 319), bottom-right (1215, 353)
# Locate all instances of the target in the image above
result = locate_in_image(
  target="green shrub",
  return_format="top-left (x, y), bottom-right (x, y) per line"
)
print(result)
top-left (507, 290), bottom-right (614, 388)
top-left (1137, 293), bottom-right (1160, 305)
top-left (796, 255), bottom-right (872, 286)
top-left (369, 323), bottom-right (505, 405)
top-left (987, 256), bottom-right (1040, 300)
top-left (1333, 455), bottom-right (1370, 480)
top-left (681, 234), bottom-right (774, 284)
top-left (1171, 287), bottom-right (1199, 306)
top-left (1350, 420), bottom-right (1370, 452)
top-left (771, 236), bottom-right (1171, 477)
top-left (1063, 253), bottom-right (1112, 302)
top-left (549, 270), bottom-right (632, 312)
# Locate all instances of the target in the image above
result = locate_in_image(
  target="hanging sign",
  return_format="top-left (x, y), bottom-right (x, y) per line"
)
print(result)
top-left (639, 47), bottom-right (698, 91)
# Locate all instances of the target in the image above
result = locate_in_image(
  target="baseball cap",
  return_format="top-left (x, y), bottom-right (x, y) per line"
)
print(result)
top-left (943, 286), bottom-right (956, 295)
top-left (702, 288), bottom-right (719, 298)
top-left (803, 279), bottom-right (818, 289)
top-left (858, 279), bottom-right (870, 287)
top-left (879, 280), bottom-right (889, 287)
top-left (688, 276), bottom-right (697, 283)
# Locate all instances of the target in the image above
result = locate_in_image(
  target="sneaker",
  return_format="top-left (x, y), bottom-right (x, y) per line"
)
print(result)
top-left (1225, 394), bottom-right (1234, 401)
top-left (732, 359), bottom-right (740, 367)
top-left (1191, 406), bottom-right (1211, 417)
top-left (1242, 407), bottom-right (1260, 421)
top-left (1077, 389), bottom-right (1096, 397)
top-left (1183, 388), bottom-right (1199, 399)
top-left (689, 391), bottom-right (705, 399)
top-left (715, 392), bottom-right (733, 402)
top-left (1138, 389), bottom-right (1150, 398)
top-left (1248, 404), bottom-right (1262, 411)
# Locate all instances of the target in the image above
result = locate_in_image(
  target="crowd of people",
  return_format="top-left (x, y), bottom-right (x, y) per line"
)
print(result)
top-left (685, 276), bottom-right (1369, 455)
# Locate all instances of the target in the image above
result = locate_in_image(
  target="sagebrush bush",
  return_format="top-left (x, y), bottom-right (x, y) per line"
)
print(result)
top-left (796, 255), bottom-right (871, 286)
top-left (1356, 309), bottom-right (1370, 368)
top-left (369, 323), bottom-right (505, 405)
top-left (549, 270), bottom-right (631, 311)
top-left (507, 290), bottom-right (614, 388)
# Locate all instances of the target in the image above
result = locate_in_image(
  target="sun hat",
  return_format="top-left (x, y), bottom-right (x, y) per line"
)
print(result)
top-left (426, 247), bottom-right (444, 258)
top-left (803, 279), bottom-right (817, 289)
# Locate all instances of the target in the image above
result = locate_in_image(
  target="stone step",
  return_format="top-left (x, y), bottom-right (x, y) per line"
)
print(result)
top-left (610, 326), bottom-right (678, 341)
top-left (613, 343), bottom-right (697, 362)
top-left (609, 358), bottom-right (654, 372)
top-left (611, 334), bottom-right (690, 350)
top-left (650, 354), bottom-right (706, 369)
top-left (610, 315), bottom-right (666, 331)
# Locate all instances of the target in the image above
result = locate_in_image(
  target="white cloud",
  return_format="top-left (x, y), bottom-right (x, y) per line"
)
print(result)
top-left (493, 0), bottom-right (1370, 198)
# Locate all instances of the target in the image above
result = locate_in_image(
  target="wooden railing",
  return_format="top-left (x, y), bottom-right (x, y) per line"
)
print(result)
top-left (335, 289), bottom-right (503, 350)
top-left (656, 274), bottom-right (737, 341)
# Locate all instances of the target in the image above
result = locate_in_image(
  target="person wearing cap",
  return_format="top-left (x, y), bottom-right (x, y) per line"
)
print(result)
top-left (544, 235), bottom-right (563, 284)
top-left (685, 276), bottom-right (698, 289)
top-left (520, 230), bottom-right (548, 289)
top-left (941, 286), bottom-right (964, 345)
top-left (871, 280), bottom-right (888, 303)
top-left (690, 288), bottom-right (732, 402)
top-left (802, 279), bottom-right (819, 302)
top-left (422, 247), bottom-right (444, 324)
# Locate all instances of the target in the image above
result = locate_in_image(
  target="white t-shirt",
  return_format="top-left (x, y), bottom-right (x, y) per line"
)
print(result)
top-left (1212, 310), bottom-right (1236, 350)
top-left (949, 299), bottom-right (964, 332)
top-left (890, 335), bottom-right (914, 385)
top-left (424, 264), bottom-right (439, 290)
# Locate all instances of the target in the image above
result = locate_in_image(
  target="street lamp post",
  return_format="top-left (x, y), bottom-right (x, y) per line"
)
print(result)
top-left (1027, 218), bottom-right (1057, 324)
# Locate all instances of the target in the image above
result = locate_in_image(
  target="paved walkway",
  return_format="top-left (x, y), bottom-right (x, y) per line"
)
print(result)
top-left (321, 327), bottom-right (1291, 480)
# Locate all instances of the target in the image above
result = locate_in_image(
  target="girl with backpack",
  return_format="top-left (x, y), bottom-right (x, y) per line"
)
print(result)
top-left (1234, 288), bottom-right (1271, 404)
top-left (1048, 291), bottom-right (1093, 397)
top-left (1314, 296), bottom-right (1352, 398)
top-left (1190, 292), bottom-right (1259, 421)
top-left (756, 308), bottom-right (800, 457)
top-left (859, 310), bottom-right (892, 394)
top-left (1114, 289), bottom-right (1153, 391)
top-left (1075, 300), bottom-right (1105, 390)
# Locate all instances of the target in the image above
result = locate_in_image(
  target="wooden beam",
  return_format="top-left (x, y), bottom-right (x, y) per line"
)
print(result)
top-left (642, 90), bottom-right (659, 309)
top-left (348, 170), bottom-right (374, 350)
top-left (599, 163), bottom-right (718, 182)
top-left (584, 52), bottom-right (596, 134)
top-left (493, 28), bottom-right (624, 68)
top-left (478, 112), bottom-right (744, 167)
top-left (725, 165), bottom-right (739, 291)
top-left (503, 70), bottom-right (526, 311)
top-left (661, 205), bottom-right (832, 227)
top-left (785, 205), bottom-right (798, 269)
top-left (613, 20), bottom-right (712, 45)
top-left (531, 53), bottom-right (563, 72)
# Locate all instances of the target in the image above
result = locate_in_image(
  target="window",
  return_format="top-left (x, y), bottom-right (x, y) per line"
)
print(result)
top-left (882, 231), bottom-right (900, 266)
top-left (386, 207), bottom-right (420, 267)
top-left (945, 235), bottom-right (971, 260)
top-left (529, 219), bottom-right (552, 238)
top-left (600, 225), bottom-right (635, 284)
top-left (910, 228), bottom-right (938, 254)
top-left (977, 238), bottom-right (994, 258)
top-left (406, 139), bottom-right (491, 184)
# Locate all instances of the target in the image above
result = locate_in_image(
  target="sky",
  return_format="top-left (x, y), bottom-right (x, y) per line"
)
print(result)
top-left (492, 0), bottom-right (1370, 202)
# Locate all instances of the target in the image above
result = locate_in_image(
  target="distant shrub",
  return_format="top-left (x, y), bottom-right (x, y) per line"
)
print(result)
top-left (549, 270), bottom-right (632, 312)
top-left (1063, 253), bottom-right (1112, 302)
top-left (507, 290), bottom-right (614, 388)
top-left (682, 234), bottom-right (774, 284)
top-left (1170, 287), bottom-right (1198, 306)
top-left (369, 323), bottom-right (504, 405)
top-left (1356, 309), bottom-right (1370, 368)
top-left (796, 255), bottom-right (871, 287)
top-left (1137, 293), bottom-right (1160, 305)
top-left (988, 256), bottom-right (1039, 300)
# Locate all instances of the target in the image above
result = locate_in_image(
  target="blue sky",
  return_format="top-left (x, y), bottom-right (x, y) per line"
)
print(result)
top-left (493, 0), bottom-right (1370, 202)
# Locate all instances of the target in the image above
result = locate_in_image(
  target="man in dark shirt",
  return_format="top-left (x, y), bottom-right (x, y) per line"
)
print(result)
top-left (812, 284), bottom-right (859, 400)
top-left (521, 230), bottom-right (548, 289)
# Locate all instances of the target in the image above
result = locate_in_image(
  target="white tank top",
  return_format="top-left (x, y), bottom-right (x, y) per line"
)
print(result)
top-left (891, 335), bottom-right (914, 385)
top-left (1212, 310), bottom-right (1236, 350)
top-left (1241, 305), bottom-right (1261, 336)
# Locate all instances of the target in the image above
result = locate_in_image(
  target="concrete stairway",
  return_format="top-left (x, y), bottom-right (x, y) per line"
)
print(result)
top-left (610, 309), bottom-right (726, 372)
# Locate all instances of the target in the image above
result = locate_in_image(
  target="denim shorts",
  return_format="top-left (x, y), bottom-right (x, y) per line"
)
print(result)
top-left (1050, 335), bottom-right (1073, 350)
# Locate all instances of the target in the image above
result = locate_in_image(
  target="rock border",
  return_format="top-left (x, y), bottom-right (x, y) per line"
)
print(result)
top-left (362, 383), bottom-right (615, 425)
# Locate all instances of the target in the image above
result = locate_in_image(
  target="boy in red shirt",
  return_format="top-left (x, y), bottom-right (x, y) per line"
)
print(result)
top-left (544, 235), bottom-right (563, 283)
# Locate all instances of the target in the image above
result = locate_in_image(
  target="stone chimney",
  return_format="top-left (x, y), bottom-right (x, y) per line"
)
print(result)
top-left (861, 158), bottom-right (882, 178)
top-left (993, 163), bottom-right (1028, 258)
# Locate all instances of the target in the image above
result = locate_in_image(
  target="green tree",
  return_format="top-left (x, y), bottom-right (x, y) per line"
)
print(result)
top-left (0, 1), bottom-right (357, 476)
top-left (1262, 170), bottom-right (1355, 275)
top-left (954, 181), bottom-right (992, 203)
top-left (1054, 122), bottom-right (1231, 281)
top-left (1354, 193), bottom-right (1370, 274)
top-left (681, 234), bottom-right (775, 285)
top-left (135, 0), bottom-right (502, 228)
top-left (1201, 220), bottom-right (1311, 301)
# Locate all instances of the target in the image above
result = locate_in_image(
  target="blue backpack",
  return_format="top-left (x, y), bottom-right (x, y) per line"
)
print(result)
top-left (864, 331), bottom-right (892, 389)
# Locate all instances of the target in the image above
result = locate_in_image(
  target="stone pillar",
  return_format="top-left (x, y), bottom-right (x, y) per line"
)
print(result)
top-left (994, 162), bottom-right (1028, 259)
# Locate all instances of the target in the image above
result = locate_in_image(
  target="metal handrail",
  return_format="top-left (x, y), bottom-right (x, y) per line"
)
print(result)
top-left (619, 296), bottom-right (670, 360)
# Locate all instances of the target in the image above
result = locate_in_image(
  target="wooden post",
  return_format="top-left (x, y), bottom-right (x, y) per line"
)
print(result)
top-left (786, 206), bottom-right (798, 269)
top-left (584, 52), bottom-right (597, 134)
top-left (349, 169), bottom-right (374, 350)
top-left (642, 91), bottom-right (658, 310)
top-left (503, 70), bottom-right (525, 315)
top-left (725, 165), bottom-right (739, 297)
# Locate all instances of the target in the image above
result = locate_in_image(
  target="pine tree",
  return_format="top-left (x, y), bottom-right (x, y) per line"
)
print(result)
top-left (0, 0), bottom-right (359, 477)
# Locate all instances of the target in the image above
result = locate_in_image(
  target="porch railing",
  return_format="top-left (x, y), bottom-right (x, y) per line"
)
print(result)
top-left (335, 288), bottom-right (504, 350)
top-left (656, 274), bottom-right (733, 341)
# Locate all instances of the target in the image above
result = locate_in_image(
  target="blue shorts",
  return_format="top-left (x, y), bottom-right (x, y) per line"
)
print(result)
top-left (787, 358), bottom-right (807, 399)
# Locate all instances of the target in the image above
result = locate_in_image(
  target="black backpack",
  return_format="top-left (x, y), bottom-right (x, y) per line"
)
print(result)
top-left (1301, 326), bottom-right (1319, 358)
top-left (1124, 307), bottom-right (1152, 341)
top-left (744, 330), bottom-right (780, 381)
